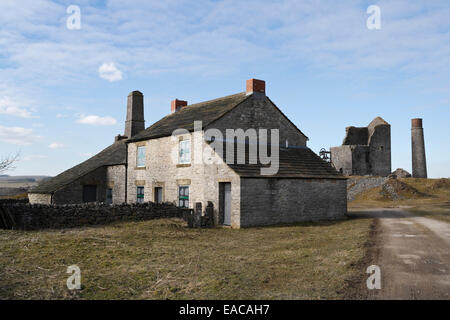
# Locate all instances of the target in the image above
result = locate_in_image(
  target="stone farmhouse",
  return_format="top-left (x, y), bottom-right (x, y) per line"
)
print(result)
top-left (29, 79), bottom-right (346, 228)
top-left (330, 117), bottom-right (391, 177)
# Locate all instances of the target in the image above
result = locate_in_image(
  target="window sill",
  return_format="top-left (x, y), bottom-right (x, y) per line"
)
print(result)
top-left (176, 163), bottom-right (191, 168)
top-left (135, 167), bottom-right (146, 170)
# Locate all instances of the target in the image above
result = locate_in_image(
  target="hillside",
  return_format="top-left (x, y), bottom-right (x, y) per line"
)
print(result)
top-left (0, 175), bottom-right (51, 199)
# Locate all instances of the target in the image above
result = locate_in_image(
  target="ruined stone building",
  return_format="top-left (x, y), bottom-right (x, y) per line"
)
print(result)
top-left (330, 117), bottom-right (391, 177)
top-left (29, 79), bottom-right (346, 228)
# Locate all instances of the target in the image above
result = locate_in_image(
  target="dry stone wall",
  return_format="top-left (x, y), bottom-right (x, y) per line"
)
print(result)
top-left (347, 177), bottom-right (389, 201)
top-left (0, 202), bottom-right (190, 230)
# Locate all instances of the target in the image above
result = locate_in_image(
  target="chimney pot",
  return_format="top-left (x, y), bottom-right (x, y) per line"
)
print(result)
top-left (171, 99), bottom-right (188, 113)
top-left (411, 118), bottom-right (423, 128)
top-left (246, 78), bottom-right (265, 95)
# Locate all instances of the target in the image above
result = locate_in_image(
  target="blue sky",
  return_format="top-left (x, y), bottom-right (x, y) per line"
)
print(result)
top-left (0, 0), bottom-right (449, 178)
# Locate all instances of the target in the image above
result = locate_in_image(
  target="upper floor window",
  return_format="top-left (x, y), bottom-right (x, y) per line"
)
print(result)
top-left (136, 146), bottom-right (146, 167)
top-left (179, 140), bottom-right (191, 164)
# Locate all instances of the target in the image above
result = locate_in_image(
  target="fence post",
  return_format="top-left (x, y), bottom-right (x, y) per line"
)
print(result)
top-left (205, 201), bottom-right (214, 227)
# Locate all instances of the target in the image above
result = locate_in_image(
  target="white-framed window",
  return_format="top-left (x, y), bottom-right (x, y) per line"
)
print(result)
top-left (179, 140), bottom-right (191, 164)
top-left (136, 146), bottom-right (146, 167)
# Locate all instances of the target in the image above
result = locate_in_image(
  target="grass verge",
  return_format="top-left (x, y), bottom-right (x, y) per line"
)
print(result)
top-left (408, 206), bottom-right (450, 223)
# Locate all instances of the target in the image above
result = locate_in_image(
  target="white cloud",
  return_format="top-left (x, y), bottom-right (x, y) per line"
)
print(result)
top-left (98, 62), bottom-right (123, 82)
top-left (0, 96), bottom-right (35, 118)
top-left (0, 0), bottom-right (449, 86)
top-left (0, 125), bottom-right (41, 145)
top-left (48, 142), bottom-right (64, 149)
top-left (76, 114), bottom-right (117, 126)
top-left (23, 154), bottom-right (47, 161)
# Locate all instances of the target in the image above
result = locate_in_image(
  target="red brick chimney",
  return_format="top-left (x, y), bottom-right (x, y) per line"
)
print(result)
top-left (246, 78), bottom-right (265, 95)
top-left (171, 99), bottom-right (188, 113)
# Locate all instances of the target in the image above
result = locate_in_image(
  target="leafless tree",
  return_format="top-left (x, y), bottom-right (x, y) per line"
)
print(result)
top-left (0, 152), bottom-right (20, 174)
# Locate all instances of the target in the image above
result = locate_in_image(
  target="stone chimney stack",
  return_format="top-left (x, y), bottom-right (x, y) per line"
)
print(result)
top-left (411, 118), bottom-right (427, 178)
top-left (125, 91), bottom-right (145, 138)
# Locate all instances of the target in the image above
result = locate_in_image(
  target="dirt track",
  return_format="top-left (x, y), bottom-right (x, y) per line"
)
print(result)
top-left (349, 208), bottom-right (450, 300)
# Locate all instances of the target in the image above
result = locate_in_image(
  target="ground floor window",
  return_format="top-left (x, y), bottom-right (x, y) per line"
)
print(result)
top-left (137, 186), bottom-right (145, 203)
top-left (178, 186), bottom-right (189, 208)
top-left (154, 187), bottom-right (163, 204)
top-left (106, 188), bottom-right (113, 204)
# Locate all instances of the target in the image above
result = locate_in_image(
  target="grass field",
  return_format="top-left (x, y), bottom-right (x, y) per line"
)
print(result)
top-left (0, 217), bottom-right (373, 300)
top-left (2, 177), bottom-right (446, 300)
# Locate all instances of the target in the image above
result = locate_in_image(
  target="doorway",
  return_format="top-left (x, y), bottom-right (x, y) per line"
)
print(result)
top-left (219, 182), bottom-right (231, 226)
top-left (82, 185), bottom-right (97, 203)
top-left (154, 187), bottom-right (163, 204)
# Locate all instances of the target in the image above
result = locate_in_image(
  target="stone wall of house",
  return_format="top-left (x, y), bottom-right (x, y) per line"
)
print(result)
top-left (0, 202), bottom-right (188, 230)
top-left (28, 193), bottom-right (52, 204)
top-left (208, 95), bottom-right (308, 147)
top-left (240, 178), bottom-right (347, 227)
top-left (50, 166), bottom-right (107, 204)
top-left (127, 132), bottom-right (242, 227)
top-left (106, 165), bottom-right (127, 204)
top-left (30, 164), bottom-right (127, 205)
top-left (202, 143), bottom-right (241, 228)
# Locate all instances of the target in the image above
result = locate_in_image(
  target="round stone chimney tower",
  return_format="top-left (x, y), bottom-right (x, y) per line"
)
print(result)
top-left (411, 118), bottom-right (427, 178)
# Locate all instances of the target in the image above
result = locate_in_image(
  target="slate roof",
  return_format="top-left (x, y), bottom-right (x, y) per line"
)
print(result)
top-left (129, 92), bottom-right (308, 142)
top-left (221, 143), bottom-right (345, 179)
top-left (128, 92), bottom-right (250, 142)
top-left (30, 140), bottom-right (127, 194)
top-left (30, 92), bottom-right (331, 195)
